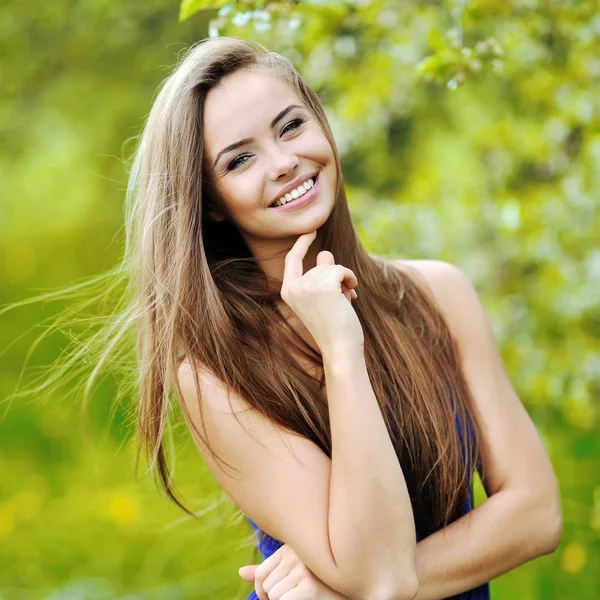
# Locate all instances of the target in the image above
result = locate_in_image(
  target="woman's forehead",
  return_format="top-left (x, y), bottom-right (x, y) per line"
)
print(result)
top-left (203, 70), bottom-right (302, 154)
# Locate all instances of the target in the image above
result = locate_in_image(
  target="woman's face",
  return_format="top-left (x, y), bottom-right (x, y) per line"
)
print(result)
top-left (202, 69), bottom-right (337, 253)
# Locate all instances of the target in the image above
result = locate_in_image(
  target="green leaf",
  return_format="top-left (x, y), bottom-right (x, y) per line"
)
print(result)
top-left (427, 28), bottom-right (446, 52)
top-left (179, 0), bottom-right (224, 22)
top-left (416, 55), bottom-right (440, 77)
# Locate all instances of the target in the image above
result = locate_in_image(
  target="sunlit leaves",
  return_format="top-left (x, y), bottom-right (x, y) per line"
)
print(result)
top-left (2, 0), bottom-right (600, 596)
top-left (179, 0), bottom-right (228, 21)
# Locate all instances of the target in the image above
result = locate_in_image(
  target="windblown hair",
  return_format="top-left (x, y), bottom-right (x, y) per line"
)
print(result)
top-left (7, 37), bottom-right (487, 547)
top-left (131, 36), bottom-right (487, 538)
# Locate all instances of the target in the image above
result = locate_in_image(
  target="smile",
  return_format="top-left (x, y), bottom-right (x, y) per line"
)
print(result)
top-left (269, 174), bottom-right (320, 211)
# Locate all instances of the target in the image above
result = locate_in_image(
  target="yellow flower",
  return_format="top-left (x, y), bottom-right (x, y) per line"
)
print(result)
top-left (561, 542), bottom-right (587, 574)
top-left (107, 492), bottom-right (139, 526)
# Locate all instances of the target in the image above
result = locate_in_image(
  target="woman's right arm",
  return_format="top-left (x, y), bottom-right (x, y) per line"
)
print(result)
top-left (178, 356), bottom-right (417, 600)
top-left (177, 232), bottom-right (417, 600)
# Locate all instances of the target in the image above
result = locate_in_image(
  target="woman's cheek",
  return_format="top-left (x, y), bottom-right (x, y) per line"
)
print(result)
top-left (210, 173), bottom-right (255, 223)
top-left (231, 178), bottom-right (264, 214)
top-left (303, 132), bottom-right (335, 162)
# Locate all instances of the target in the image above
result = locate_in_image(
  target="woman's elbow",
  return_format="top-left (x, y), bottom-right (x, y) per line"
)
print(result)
top-left (540, 509), bottom-right (563, 555)
top-left (530, 495), bottom-right (563, 557)
top-left (362, 573), bottom-right (419, 600)
top-left (393, 576), bottom-right (420, 600)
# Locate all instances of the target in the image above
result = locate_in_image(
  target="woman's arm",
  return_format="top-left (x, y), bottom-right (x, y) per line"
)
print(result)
top-left (411, 486), bottom-right (561, 599)
top-left (399, 259), bottom-right (562, 598)
top-left (321, 349), bottom-right (419, 599)
top-left (180, 353), bottom-right (417, 600)
top-left (261, 259), bottom-right (561, 599)
top-left (274, 478), bottom-right (561, 600)
top-left (178, 240), bottom-right (419, 600)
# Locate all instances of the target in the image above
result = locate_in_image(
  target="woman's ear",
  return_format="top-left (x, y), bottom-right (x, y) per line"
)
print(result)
top-left (205, 194), bottom-right (228, 222)
top-left (206, 208), bottom-right (228, 223)
top-left (203, 178), bottom-right (228, 222)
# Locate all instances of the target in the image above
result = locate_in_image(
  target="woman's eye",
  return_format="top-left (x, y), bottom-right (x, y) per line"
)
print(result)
top-left (224, 117), bottom-right (307, 172)
top-left (281, 117), bottom-right (307, 136)
top-left (227, 154), bottom-right (251, 171)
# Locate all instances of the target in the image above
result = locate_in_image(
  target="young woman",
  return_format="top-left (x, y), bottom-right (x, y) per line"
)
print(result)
top-left (121, 37), bottom-right (561, 599)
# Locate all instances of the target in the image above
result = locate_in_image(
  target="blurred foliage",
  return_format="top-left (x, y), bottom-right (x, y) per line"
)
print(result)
top-left (1, 0), bottom-right (599, 598)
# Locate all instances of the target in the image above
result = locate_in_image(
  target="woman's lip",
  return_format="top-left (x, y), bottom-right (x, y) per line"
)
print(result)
top-left (268, 174), bottom-right (320, 212)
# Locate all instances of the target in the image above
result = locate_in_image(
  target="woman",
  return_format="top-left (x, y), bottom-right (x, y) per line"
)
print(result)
top-left (123, 37), bottom-right (561, 599)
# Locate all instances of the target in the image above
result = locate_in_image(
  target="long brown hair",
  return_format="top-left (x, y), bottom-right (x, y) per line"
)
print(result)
top-left (7, 37), bottom-right (486, 544)
top-left (129, 36), bottom-right (486, 538)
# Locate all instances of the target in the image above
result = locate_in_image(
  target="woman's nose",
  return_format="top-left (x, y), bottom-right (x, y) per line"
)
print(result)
top-left (267, 146), bottom-right (299, 180)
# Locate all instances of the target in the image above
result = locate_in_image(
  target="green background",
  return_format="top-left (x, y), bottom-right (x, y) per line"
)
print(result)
top-left (1, 0), bottom-right (598, 598)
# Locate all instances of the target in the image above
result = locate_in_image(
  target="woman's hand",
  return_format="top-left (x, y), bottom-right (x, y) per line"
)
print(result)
top-left (280, 230), bottom-right (364, 357)
top-left (239, 544), bottom-right (348, 600)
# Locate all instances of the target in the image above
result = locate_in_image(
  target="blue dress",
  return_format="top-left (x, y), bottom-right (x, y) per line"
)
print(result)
top-left (243, 410), bottom-right (490, 600)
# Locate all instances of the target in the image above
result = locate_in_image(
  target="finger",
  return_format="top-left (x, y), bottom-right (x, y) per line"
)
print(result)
top-left (283, 230), bottom-right (317, 282)
top-left (238, 565), bottom-right (258, 582)
top-left (310, 264), bottom-right (358, 290)
top-left (280, 586), bottom-right (303, 600)
top-left (256, 584), bottom-right (269, 600)
top-left (254, 548), bottom-right (284, 600)
top-left (267, 573), bottom-right (300, 600)
top-left (351, 289), bottom-right (358, 300)
top-left (331, 265), bottom-right (359, 291)
top-left (315, 250), bottom-right (335, 267)
top-left (341, 283), bottom-right (352, 303)
top-left (262, 560), bottom-right (293, 595)
top-left (254, 578), bottom-right (269, 600)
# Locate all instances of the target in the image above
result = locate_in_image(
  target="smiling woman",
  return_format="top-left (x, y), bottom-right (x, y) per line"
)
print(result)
top-left (12, 36), bottom-right (561, 600)
top-left (200, 68), bottom-right (338, 261)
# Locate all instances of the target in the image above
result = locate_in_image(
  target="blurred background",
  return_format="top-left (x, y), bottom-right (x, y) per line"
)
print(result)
top-left (1, 0), bottom-right (599, 598)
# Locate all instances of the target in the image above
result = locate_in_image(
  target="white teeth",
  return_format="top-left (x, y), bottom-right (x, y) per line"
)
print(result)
top-left (272, 177), bottom-right (315, 207)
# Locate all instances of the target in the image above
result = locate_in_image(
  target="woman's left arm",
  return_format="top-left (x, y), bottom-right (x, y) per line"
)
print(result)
top-left (400, 259), bottom-right (562, 600)
top-left (240, 260), bottom-right (562, 599)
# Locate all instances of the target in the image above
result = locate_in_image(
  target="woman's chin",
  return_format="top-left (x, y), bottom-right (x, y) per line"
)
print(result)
top-left (289, 201), bottom-right (333, 233)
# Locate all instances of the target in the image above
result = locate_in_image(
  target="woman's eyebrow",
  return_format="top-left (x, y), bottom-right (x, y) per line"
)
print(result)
top-left (212, 103), bottom-right (304, 168)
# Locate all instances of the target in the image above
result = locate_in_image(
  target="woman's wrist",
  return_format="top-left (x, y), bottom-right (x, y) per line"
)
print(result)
top-left (322, 343), bottom-right (366, 375)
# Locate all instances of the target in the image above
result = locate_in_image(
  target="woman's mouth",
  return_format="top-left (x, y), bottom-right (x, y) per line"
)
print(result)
top-left (268, 174), bottom-right (320, 212)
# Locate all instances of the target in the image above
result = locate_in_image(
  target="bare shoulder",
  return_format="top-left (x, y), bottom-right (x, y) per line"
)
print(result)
top-left (389, 258), bottom-right (475, 302)
top-left (386, 258), bottom-right (482, 342)
top-left (391, 258), bottom-right (471, 293)
top-left (177, 358), bottom-right (247, 416)
top-left (175, 357), bottom-right (348, 589)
